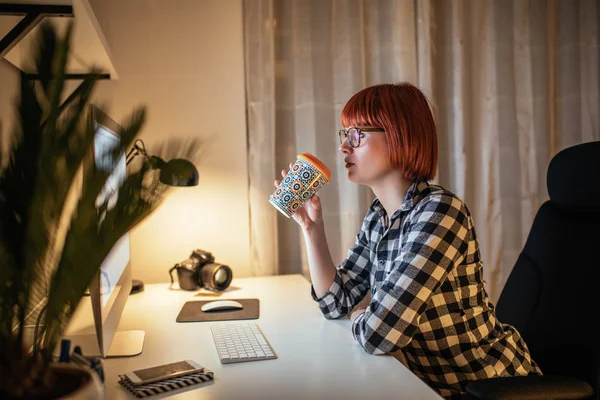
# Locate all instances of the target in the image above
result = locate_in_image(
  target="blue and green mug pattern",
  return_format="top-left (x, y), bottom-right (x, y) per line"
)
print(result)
top-left (269, 153), bottom-right (332, 218)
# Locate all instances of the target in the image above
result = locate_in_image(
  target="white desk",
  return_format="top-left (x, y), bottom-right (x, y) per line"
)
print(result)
top-left (66, 274), bottom-right (443, 399)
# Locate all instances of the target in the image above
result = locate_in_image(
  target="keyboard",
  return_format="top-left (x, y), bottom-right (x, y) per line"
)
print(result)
top-left (210, 323), bottom-right (277, 364)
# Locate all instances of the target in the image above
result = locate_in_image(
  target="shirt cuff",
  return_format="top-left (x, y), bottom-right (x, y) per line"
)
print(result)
top-left (310, 273), bottom-right (342, 306)
top-left (351, 311), bottom-right (366, 343)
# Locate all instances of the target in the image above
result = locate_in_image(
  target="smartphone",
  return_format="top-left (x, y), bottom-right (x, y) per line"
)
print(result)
top-left (124, 360), bottom-right (204, 385)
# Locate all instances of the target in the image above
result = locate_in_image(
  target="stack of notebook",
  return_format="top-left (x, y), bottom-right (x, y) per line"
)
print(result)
top-left (118, 368), bottom-right (214, 398)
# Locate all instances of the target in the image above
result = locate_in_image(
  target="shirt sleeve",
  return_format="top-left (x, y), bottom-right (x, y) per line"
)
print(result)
top-left (311, 216), bottom-right (373, 319)
top-left (352, 193), bottom-right (471, 354)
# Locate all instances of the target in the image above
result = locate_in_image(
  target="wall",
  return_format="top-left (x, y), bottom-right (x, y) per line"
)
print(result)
top-left (87, 0), bottom-right (251, 282)
top-left (3, 0), bottom-right (251, 283)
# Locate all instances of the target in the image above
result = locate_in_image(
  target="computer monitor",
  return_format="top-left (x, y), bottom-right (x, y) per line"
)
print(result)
top-left (64, 106), bottom-right (144, 358)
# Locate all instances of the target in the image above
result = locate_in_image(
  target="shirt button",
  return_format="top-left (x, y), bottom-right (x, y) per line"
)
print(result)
top-left (379, 260), bottom-right (385, 265)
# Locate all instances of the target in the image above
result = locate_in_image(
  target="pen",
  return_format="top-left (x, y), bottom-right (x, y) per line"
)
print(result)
top-left (59, 339), bottom-right (71, 363)
top-left (90, 358), bottom-right (105, 382)
top-left (73, 345), bottom-right (83, 355)
top-left (70, 351), bottom-right (91, 367)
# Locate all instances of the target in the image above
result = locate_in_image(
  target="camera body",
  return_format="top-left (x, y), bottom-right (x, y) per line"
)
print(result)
top-left (169, 249), bottom-right (232, 291)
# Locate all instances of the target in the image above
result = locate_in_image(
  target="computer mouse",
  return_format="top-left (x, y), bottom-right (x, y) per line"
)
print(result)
top-left (201, 300), bottom-right (244, 312)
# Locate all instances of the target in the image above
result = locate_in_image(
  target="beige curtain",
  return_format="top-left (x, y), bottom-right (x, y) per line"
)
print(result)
top-left (243, 0), bottom-right (599, 302)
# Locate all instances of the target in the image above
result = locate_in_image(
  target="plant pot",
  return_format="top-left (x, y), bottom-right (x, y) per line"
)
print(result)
top-left (51, 363), bottom-right (104, 400)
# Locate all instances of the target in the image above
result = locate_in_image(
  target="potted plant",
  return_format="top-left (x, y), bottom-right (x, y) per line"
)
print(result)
top-left (0, 22), bottom-right (174, 399)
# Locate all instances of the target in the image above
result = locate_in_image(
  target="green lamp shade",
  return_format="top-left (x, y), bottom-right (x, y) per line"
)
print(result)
top-left (159, 158), bottom-right (199, 187)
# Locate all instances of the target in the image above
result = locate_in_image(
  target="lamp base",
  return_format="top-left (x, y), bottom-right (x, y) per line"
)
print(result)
top-left (130, 279), bottom-right (144, 295)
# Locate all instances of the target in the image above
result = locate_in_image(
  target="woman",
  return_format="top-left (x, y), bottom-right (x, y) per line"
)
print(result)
top-left (275, 82), bottom-right (541, 399)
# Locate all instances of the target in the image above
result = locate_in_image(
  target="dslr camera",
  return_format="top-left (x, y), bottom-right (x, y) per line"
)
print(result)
top-left (169, 249), bottom-right (233, 291)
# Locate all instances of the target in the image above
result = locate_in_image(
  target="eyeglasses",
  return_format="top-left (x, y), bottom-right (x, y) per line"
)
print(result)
top-left (338, 126), bottom-right (385, 148)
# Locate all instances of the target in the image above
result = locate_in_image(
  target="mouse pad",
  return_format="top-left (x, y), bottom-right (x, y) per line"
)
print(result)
top-left (176, 298), bottom-right (259, 322)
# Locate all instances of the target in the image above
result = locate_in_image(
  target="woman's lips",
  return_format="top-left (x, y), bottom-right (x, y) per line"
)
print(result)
top-left (345, 163), bottom-right (354, 168)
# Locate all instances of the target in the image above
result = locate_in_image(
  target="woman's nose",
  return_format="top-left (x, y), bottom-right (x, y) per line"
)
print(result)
top-left (339, 138), bottom-right (352, 154)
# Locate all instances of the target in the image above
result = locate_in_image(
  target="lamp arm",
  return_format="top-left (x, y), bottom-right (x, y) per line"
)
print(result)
top-left (125, 139), bottom-right (168, 171)
top-left (126, 139), bottom-right (148, 165)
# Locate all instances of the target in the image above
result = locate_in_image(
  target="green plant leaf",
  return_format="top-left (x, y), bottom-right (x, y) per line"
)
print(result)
top-left (0, 19), bottom-right (199, 399)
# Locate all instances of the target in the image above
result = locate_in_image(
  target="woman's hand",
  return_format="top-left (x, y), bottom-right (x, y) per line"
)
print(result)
top-left (350, 306), bottom-right (367, 323)
top-left (274, 162), bottom-right (324, 232)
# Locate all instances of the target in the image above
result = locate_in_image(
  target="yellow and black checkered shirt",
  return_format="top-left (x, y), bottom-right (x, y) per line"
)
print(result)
top-left (312, 180), bottom-right (541, 399)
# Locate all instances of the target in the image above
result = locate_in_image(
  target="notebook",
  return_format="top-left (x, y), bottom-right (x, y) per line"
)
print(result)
top-left (118, 369), bottom-right (214, 398)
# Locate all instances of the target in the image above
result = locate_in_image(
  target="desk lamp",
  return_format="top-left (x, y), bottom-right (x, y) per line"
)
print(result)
top-left (125, 139), bottom-right (199, 294)
top-left (125, 139), bottom-right (199, 186)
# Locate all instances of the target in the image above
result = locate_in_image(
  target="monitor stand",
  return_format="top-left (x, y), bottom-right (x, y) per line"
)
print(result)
top-left (64, 330), bottom-right (145, 358)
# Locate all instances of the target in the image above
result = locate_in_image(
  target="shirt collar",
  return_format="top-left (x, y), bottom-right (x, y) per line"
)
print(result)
top-left (371, 180), bottom-right (430, 217)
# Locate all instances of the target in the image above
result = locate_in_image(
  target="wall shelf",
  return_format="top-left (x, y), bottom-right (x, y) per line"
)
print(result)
top-left (0, 0), bottom-right (118, 79)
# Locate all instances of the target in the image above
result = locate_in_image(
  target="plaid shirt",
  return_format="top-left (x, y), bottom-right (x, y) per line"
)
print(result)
top-left (312, 180), bottom-right (541, 398)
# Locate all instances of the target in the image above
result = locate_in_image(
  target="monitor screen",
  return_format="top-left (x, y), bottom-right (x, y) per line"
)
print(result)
top-left (57, 107), bottom-right (145, 359)
top-left (93, 123), bottom-right (129, 308)
top-left (86, 106), bottom-right (143, 358)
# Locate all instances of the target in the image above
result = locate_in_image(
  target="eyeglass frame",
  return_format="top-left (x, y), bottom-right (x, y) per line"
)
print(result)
top-left (338, 126), bottom-right (385, 148)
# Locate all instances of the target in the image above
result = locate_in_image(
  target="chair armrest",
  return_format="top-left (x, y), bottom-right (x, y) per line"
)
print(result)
top-left (465, 375), bottom-right (593, 400)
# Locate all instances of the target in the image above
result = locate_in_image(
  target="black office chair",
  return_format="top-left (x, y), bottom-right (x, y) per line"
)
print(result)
top-left (466, 140), bottom-right (600, 400)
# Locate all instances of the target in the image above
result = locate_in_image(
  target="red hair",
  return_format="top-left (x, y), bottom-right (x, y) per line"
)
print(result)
top-left (340, 82), bottom-right (438, 181)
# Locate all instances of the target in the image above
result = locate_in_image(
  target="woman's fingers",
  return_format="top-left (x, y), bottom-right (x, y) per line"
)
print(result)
top-left (275, 166), bottom-right (289, 187)
top-left (279, 162), bottom-right (294, 180)
top-left (274, 162), bottom-right (294, 188)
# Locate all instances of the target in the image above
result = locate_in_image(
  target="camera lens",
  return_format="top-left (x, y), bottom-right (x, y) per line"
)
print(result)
top-left (199, 263), bottom-right (233, 291)
top-left (214, 268), bottom-right (229, 286)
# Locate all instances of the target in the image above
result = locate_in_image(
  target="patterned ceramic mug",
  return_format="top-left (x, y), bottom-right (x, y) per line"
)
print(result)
top-left (269, 152), bottom-right (332, 218)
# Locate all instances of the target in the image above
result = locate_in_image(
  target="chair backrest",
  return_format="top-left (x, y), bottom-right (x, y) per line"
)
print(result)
top-left (495, 141), bottom-right (600, 395)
